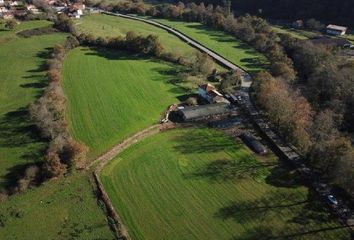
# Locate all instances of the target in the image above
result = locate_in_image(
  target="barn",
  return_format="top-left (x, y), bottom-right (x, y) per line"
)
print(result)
top-left (178, 103), bottom-right (230, 121)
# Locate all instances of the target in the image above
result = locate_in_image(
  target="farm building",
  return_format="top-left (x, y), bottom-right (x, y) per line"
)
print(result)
top-left (326, 24), bottom-right (347, 36)
top-left (178, 103), bottom-right (230, 121)
top-left (198, 83), bottom-right (230, 104)
top-left (240, 133), bottom-right (267, 154)
top-left (292, 20), bottom-right (304, 28)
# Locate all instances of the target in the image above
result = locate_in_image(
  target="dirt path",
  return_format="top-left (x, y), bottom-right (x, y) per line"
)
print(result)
top-left (90, 122), bottom-right (175, 173)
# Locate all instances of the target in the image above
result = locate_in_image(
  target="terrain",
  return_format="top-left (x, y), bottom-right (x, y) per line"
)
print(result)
top-left (0, 21), bottom-right (114, 239)
top-left (101, 127), bottom-right (350, 239)
top-left (63, 47), bottom-right (187, 158)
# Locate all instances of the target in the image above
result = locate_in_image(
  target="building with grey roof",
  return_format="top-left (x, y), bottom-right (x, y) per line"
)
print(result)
top-left (178, 103), bottom-right (230, 121)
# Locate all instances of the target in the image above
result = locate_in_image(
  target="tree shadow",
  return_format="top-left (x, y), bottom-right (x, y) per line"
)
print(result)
top-left (1, 162), bottom-right (44, 195)
top-left (183, 23), bottom-right (268, 72)
top-left (173, 129), bottom-right (237, 154)
top-left (0, 107), bottom-right (45, 148)
top-left (185, 158), bottom-right (276, 183)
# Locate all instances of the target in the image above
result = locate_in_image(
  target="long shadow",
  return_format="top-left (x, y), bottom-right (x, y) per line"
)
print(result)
top-left (0, 47), bottom-right (52, 192)
top-left (1, 162), bottom-right (44, 195)
top-left (173, 129), bottom-right (237, 154)
top-left (185, 158), bottom-right (276, 183)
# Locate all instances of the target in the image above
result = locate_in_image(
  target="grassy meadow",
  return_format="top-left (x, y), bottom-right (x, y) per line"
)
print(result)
top-left (63, 47), bottom-right (188, 159)
top-left (153, 18), bottom-right (269, 73)
top-left (75, 13), bottom-right (197, 59)
top-left (101, 128), bottom-right (350, 240)
top-left (0, 21), bottom-right (114, 239)
top-left (0, 21), bottom-right (67, 188)
top-left (0, 173), bottom-right (115, 240)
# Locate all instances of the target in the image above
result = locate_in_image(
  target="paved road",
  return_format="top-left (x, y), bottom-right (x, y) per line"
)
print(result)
top-left (93, 9), bottom-right (354, 233)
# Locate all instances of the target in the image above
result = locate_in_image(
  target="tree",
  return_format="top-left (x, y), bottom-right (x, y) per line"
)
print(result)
top-left (5, 19), bottom-right (16, 30)
top-left (306, 18), bottom-right (325, 31)
top-left (220, 71), bottom-right (242, 90)
top-left (270, 62), bottom-right (296, 82)
top-left (193, 52), bottom-right (215, 76)
top-left (44, 151), bottom-right (66, 178)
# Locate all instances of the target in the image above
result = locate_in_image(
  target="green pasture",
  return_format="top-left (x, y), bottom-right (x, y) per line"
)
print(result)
top-left (63, 47), bottom-right (188, 159)
top-left (101, 127), bottom-right (350, 240)
top-left (0, 21), bottom-right (67, 188)
top-left (153, 18), bottom-right (269, 73)
top-left (0, 173), bottom-right (115, 240)
top-left (75, 14), bottom-right (197, 59)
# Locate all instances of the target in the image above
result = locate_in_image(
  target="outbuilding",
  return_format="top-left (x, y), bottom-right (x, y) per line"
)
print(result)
top-left (326, 24), bottom-right (347, 36)
top-left (178, 103), bottom-right (230, 121)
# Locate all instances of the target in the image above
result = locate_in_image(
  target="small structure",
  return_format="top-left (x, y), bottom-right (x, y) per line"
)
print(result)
top-left (198, 83), bottom-right (229, 104)
top-left (26, 4), bottom-right (40, 14)
top-left (326, 24), bottom-right (347, 36)
top-left (292, 20), bottom-right (304, 28)
top-left (67, 3), bottom-right (85, 18)
top-left (240, 133), bottom-right (267, 154)
top-left (178, 103), bottom-right (230, 121)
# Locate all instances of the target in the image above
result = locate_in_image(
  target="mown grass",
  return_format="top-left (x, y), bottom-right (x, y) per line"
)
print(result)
top-left (63, 47), bottom-right (187, 159)
top-left (101, 127), bottom-right (351, 240)
top-left (0, 21), bottom-right (114, 239)
top-left (153, 18), bottom-right (269, 73)
top-left (0, 21), bottom-right (67, 188)
top-left (0, 173), bottom-right (115, 240)
top-left (75, 13), bottom-right (197, 59)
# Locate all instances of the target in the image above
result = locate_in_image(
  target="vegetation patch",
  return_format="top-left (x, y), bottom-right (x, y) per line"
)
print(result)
top-left (75, 14), bottom-right (197, 60)
top-left (101, 127), bottom-right (350, 240)
top-left (0, 20), bottom-right (67, 191)
top-left (154, 18), bottom-right (269, 73)
top-left (62, 47), bottom-right (187, 158)
top-left (16, 26), bottom-right (59, 38)
top-left (0, 173), bottom-right (115, 240)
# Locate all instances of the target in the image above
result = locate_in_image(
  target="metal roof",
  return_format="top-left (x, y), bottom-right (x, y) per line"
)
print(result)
top-left (178, 103), bottom-right (230, 120)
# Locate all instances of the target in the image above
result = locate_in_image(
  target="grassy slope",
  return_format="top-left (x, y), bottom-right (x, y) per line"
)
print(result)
top-left (101, 128), bottom-right (350, 240)
top-left (153, 18), bottom-right (269, 73)
top-left (75, 14), bottom-right (196, 59)
top-left (0, 21), bottom-right (67, 188)
top-left (0, 173), bottom-right (115, 240)
top-left (63, 47), bottom-right (185, 158)
top-left (0, 22), bottom-right (114, 239)
top-left (271, 25), bottom-right (310, 39)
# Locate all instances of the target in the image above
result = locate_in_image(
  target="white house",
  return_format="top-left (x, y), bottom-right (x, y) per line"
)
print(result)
top-left (326, 24), bottom-right (347, 36)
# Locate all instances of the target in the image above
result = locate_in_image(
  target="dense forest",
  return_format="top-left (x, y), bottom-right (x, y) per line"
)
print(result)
top-left (171, 0), bottom-right (354, 27)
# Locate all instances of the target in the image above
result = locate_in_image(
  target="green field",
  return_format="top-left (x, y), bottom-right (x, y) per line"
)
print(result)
top-left (0, 21), bottom-right (114, 239)
top-left (153, 18), bottom-right (269, 73)
top-left (0, 21), bottom-right (67, 188)
top-left (101, 128), bottom-right (350, 240)
top-left (271, 25), bottom-right (310, 39)
top-left (0, 173), bottom-right (115, 240)
top-left (63, 47), bottom-right (187, 158)
top-left (75, 14), bottom-right (197, 59)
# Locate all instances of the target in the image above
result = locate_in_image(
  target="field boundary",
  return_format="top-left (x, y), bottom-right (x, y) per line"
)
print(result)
top-left (91, 122), bottom-right (176, 239)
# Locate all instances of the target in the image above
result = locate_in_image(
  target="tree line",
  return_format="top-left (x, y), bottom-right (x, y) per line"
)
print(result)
top-left (29, 35), bottom-right (89, 179)
top-left (174, 0), bottom-right (354, 27)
